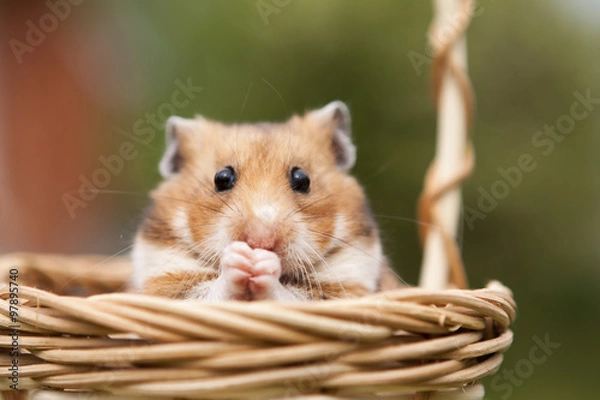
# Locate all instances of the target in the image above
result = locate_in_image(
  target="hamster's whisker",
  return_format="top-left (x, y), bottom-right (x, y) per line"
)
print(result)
top-left (297, 236), bottom-right (346, 298)
top-left (83, 189), bottom-right (224, 215)
top-left (150, 194), bottom-right (228, 215)
top-left (182, 237), bottom-right (217, 269)
top-left (154, 233), bottom-right (218, 279)
top-left (144, 236), bottom-right (200, 285)
top-left (180, 227), bottom-right (232, 273)
top-left (373, 214), bottom-right (464, 242)
top-left (77, 189), bottom-right (146, 197)
top-left (373, 214), bottom-right (438, 229)
top-left (285, 194), bottom-right (334, 219)
top-left (284, 247), bottom-right (302, 296)
top-left (163, 240), bottom-right (218, 296)
top-left (287, 245), bottom-right (316, 300)
top-left (173, 269), bottom-right (197, 297)
top-left (198, 240), bottom-right (222, 270)
top-left (290, 235), bottom-right (324, 299)
top-left (300, 214), bottom-right (365, 224)
top-left (297, 215), bottom-right (333, 222)
top-left (204, 232), bottom-right (229, 269)
top-left (306, 228), bottom-right (384, 265)
top-left (296, 252), bottom-right (318, 300)
top-left (286, 245), bottom-right (309, 295)
top-left (96, 187), bottom-right (231, 218)
top-left (191, 175), bottom-right (240, 216)
top-left (56, 244), bottom-right (135, 293)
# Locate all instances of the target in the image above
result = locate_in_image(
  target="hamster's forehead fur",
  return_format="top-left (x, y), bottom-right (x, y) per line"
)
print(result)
top-left (180, 115), bottom-right (340, 180)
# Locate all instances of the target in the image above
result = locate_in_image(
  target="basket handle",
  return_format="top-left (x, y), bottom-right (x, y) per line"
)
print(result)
top-left (418, 0), bottom-right (475, 290)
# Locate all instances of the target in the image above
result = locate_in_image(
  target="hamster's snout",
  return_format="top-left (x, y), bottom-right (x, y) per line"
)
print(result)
top-left (242, 221), bottom-right (278, 252)
top-left (235, 205), bottom-right (290, 254)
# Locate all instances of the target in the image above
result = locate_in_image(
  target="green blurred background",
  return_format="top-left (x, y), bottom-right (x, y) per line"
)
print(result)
top-left (1, 1), bottom-right (599, 398)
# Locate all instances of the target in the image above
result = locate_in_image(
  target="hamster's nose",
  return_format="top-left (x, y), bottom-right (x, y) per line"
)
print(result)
top-left (243, 220), bottom-right (278, 252)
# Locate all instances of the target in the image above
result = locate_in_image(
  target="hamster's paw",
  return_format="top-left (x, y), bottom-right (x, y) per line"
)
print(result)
top-left (219, 241), bottom-right (255, 299)
top-left (248, 248), bottom-right (282, 300)
top-left (219, 242), bottom-right (289, 300)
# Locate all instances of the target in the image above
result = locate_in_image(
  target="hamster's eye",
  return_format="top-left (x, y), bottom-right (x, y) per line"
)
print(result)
top-left (214, 166), bottom-right (236, 192)
top-left (290, 167), bottom-right (310, 194)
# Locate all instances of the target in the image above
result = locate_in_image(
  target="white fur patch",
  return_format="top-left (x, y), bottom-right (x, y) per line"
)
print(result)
top-left (187, 280), bottom-right (218, 300)
top-left (332, 214), bottom-right (347, 242)
top-left (255, 205), bottom-right (277, 222)
top-left (316, 240), bottom-right (383, 293)
top-left (211, 223), bottom-right (233, 265)
top-left (172, 207), bottom-right (193, 245)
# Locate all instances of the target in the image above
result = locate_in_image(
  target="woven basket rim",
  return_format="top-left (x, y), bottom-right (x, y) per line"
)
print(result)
top-left (0, 253), bottom-right (516, 399)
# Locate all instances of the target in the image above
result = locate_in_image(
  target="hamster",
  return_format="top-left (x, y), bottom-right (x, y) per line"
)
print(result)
top-left (131, 101), bottom-right (403, 301)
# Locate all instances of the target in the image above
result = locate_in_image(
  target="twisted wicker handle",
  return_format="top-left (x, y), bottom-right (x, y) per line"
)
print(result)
top-left (419, 0), bottom-right (475, 291)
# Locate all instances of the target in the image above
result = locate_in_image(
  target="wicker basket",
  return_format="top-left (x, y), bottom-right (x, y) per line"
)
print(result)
top-left (0, 253), bottom-right (515, 399)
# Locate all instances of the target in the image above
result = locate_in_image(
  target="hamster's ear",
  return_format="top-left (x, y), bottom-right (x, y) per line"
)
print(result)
top-left (159, 116), bottom-right (204, 178)
top-left (307, 101), bottom-right (356, 171)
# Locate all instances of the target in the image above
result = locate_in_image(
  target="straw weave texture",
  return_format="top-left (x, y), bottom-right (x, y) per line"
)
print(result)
top-left (0, 254), bottom-right (515, 399)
